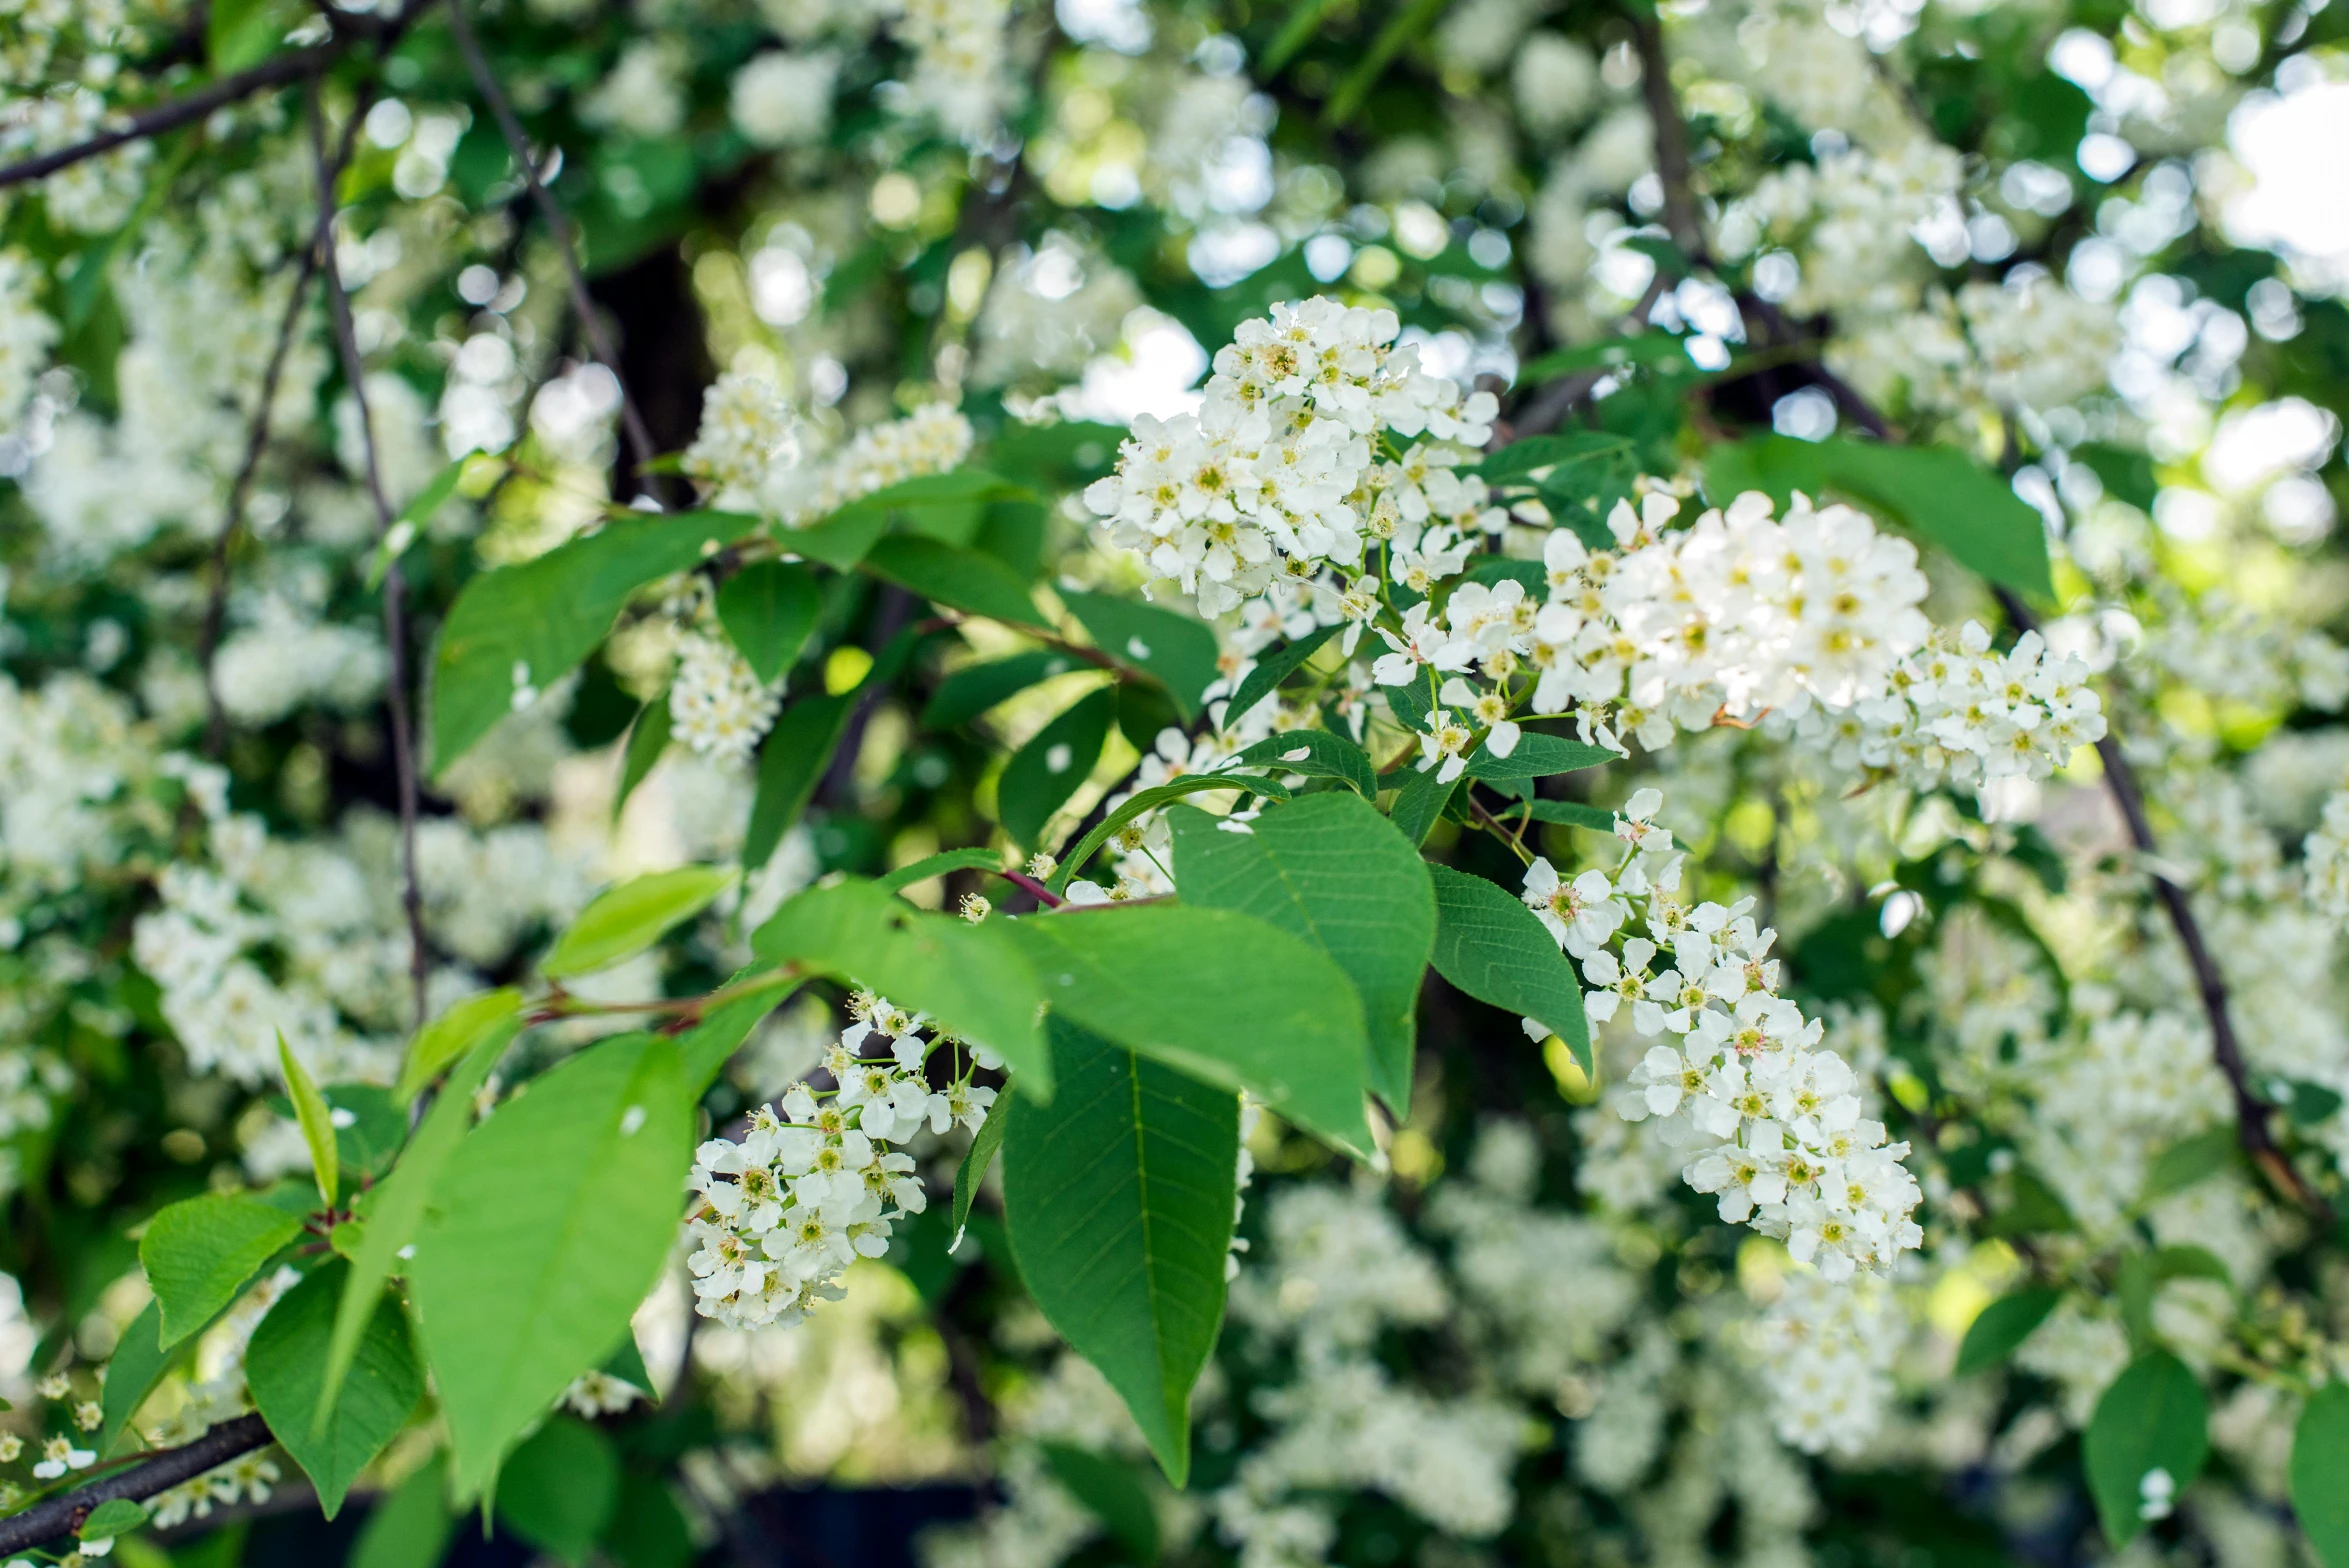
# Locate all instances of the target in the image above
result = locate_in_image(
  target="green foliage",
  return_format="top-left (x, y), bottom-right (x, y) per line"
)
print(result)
top-left (1004, 903), bottom-right (1373, 1152)
top-left (350, 1454), bottom-right (454, 1568)
top-left (139, 1194), bottom-right (304, 1349)
top-left (878, 847), bottom-right (1005, 892)
top-left (2083, 1350), bottom-right (2209, 1547)
top-left (744, 692), bottom-right (854, 868)
top-left (1000, 686), bottom-right (1118, 848)
top-left (99, 1299), bottom-right (180, 1455)
top-left (1952, 1288), bottom-right (2061, 1376)
top-left (679, 969), bottom-right (806, 1093)
top-left (430, 512), bottom-right (741, 772)
top-left (245, 1263), bottom-right (423, 1517)
top-left (2292, 1383), bottom-right (2349, 1568)
top-left (407, 1033), bottom-right (693, 1500)
top-left (541, 865), bottom-right (738, 978)
top-left (1041, 1442), bottom-right (1164, 1562)
top-left (1061, 590), bottom-right (1222, 719)
top-left (397, 988), bottom-right (524, 1105)
top-left (1166, 795), bottom-right (1434, 1113)
top-left (1386, 763), bottom-right (1459, 847)
top-left (1426, 864), bottom-right (1591, 1072)
top-left (1049, 774), bottom-right (1291, 892)
top-left (613, 697), bottom-right (674, 822)
top-left (1223, 625), bottom-right (1340, 728)
top-left (1465, 732), bottom-right (1617, 782)
top-left (1223, 731), bottom-right (1379, 799)
top-left (924, 651), bottom-right (1084, 729)
top-left (78, 1497), bottom-right (149, 1540)
top-left (496, 1416), bottom-right (622, 1566)
top-left (953, 1089), bottom-right (1012, 1247)
top-left (752, 877), bottom-right (1050, 1089)
top-left (2141, 1127), bottom-right (2239, 1204)
top-left (864, 535), bottom-right (1049, 629)
top-left (1003, 1021), bottom-right (1239, 1483)
top-left (278, 1032), bottom-right (340, 1211)
top-left (717, 560), bottom-right (822, 682)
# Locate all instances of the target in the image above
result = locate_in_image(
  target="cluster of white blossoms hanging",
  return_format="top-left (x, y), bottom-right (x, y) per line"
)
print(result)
top-left (684, 994), bottom-right (997, 1330)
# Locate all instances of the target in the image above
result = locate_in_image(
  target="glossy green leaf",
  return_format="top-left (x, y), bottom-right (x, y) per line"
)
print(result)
top-left (1386, 763), bottom-right (1458, 847)
top-left (865, 535), bottom-right (1048, 629)
top-left (752, 878), bottom-right (1049, 1092)
top-left (1003, 1021), bottom-right (1238, 1484)
top-left (396, 988), bottom-right (523, 1106)
top-left (878, 847), bottom-right (1004, 894)
top-left (1047, 773), bottom-right (1291, 893)
top-left (1474, 428), bottom-right (1638, 479)
top-left (1427, 864), bottom-right (1590, 1072)
top-left (208, 0), bottom-right (300, 72)
top-left (2084, 1349), bottom-right (2209, 1547)
top-left (430, 511), bottom-right (739, 772)
top-left (1001, 686), bottom-right (1117, 849)
top-left (408, 1033), bottom-right (693, 1501)
top-left (1223, 625), bottom-right (1339, 729)
top-left (2291, 1382), bottom-right (2349, 1568)
top-left (99, 1299), bottom-right (178, 1455)
top-left (1224, 730), bottom-right (1379, 799)
top-left (717, 560), bottom-right (822, 682)
top-left (350, 1452), bottom-right (453, 1568)
top-left (1168, 795), bottom-right (1434, 1114)
top-left (951, 1088), bottom-right (1012, 1248)
top-left (278, 1032), bottom-right (340, 1212)
top-left (1953, 1287), bottom-right (2061, 1376)
top-left (542, 865), bottom-right (737, 979)
top-left (1465, 732), bottom-right (1617, 782)
top-left (1061, 590), bottom-right (1221, 720)
top-left (1041, 1442), bottom-right (1163, 1562)
top-left (744, 692), bottom-right (853, 870)
top-left (923, 650), bottom-right (1082, 729)
top-left (1513, 797), bottom-right (1617, 832)
top-left (613, 697), bottom-right (673, 824)
top-left (1004, 904), bottom-right (1373, 1152)
top-left (246, 1262), bottom-right (422, 1517)
top-left (140, 1194), bottom-right (304, 1349)
top-left (496, 1416), bottom-right (621, 1567)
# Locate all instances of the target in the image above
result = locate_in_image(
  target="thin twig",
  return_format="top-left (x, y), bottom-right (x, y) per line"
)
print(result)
top-left (0, 49), bottom-right (338, 191)
top-left (442, 0), bottom-right (661, 489)
top-left (0, 1415), bottom-right (273, 1553)
top-left (1625, 6), bottom-right (2334, 1225)
top-left (308, 83), bottom-right (430, 1033)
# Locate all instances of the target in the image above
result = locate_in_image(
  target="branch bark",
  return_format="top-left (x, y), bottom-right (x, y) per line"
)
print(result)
top-left (0, 1415), bottom-right (272, 1554)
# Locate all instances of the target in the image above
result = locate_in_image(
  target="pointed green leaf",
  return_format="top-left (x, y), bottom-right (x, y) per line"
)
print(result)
top-left (99, 1299), bottom-right (177, 1455)
top-left (1386, 763), bottom-right (1458, 847)
top-left (1001, 687), bottom-right (1117, 849)
top-left (613, 696), bottom-right (673, 824)
top-left (542, 865), bottom-right (737, 979)
top-left (1954, 1287), bottom-right (2061, 1376)
top-left (78, 1497), bottom-right (148, 1540)
top-left (350, 1452), bottom-right (453, 1568)
top-left (246, 1262), bottom-right (423, 1517)
top-left (923, 650), bottom-right (1082, 729)
top-left (1003, 1021), bottom-right (1238, 1484)
top-left (1040, 1442), bottom-right (1163, 1562)
top-left (1224, 731), bottom-right (1378, 799)
top-left (1061, 590), bottom-right (1221, 720)
top-left (878, 847), bottom-right (1004, 894)
top-left (1427, 863), bottom-right (1590, 1071)
top-left (717, 560), bottom-right (822, 682)
top-left (1465, 732), bottom-right (1617, 782)
top-left (496, 1417), bottom-right (621, 1567)
top-left (2292, 1383), bottom-right (2349, 1568)
top-left (278, 1032), bottom-right (340, 1212)
top-left (864, 535), bottom-right (1048, 629)
top-left (678, 968), bottom-right (805, 1095)
top-left (140, 1195), bottom-right (305, 1350)
top-left (1223, 625), bottom-right (1339, 729)
top-left (1167, 795), bottom-right (1434, 1114)
top-left (2084, 1349), bottom-right (2209, 1547)
top-left (751, 879), bottom-right (1048, 1092)
top-left (408, 1033), bottom-right (694, 1501)
top-left (1003, 904), bottom-right (1373, 1153)
top-left (952, 1089), bottom-right (1012, 1248)
top-left (397, 988), bottom-right (524, 1106)
top-left (1047, 773), bottom-right (1291, 894)
top-left (744, 693), bottom-right (853, 870)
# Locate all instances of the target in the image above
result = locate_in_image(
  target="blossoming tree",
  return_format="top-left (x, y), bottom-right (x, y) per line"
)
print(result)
top-left (2, 0), bottom-right (2348, 1563)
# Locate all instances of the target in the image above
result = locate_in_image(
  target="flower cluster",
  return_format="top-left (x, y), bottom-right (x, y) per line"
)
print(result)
top-left (684, 375), bottom-right (974, 531)
top-left (669, 628), bottom-right (784, 764)
top-left (685, 995), bottom-right (996, 1330)
top-left (1553, 792), bottom-right (1923, 1279)
top-left (2306, 787), bottom-right (2349, 926)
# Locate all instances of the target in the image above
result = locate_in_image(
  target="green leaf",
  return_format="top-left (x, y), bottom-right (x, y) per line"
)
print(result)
top-left (78, 1497), bottom-right (149, 1541)
top-left (1002, 1021), bottom-right (1238, 1484)
top-left (1003, 904), bottom-right (1373, 1152)
top-left (1001, 687), bottom-right (1117, 849)
top-left (1061, 590), bottom-right (1221, 721)
top-left (367, 457), bottom-right (479, 591)
top-left (924, 651), bottom-right (1083, 730)
top-left (542, 865), bottom-right (737, 979)
top-left (1385, 763), bottom-right (1458, 847)
top-left (321, 1028), bottom-right (512, 1433)
top-left (1701, 437), bottom-right (2054, 599)
top-left (1473, 429), bottom-right (1636, 481)
top-left (878, 847), bottom-right (1005, 894)
top-left (1426, 864), bottom-right (1590, 1072)
top-left (2084, 1349), bottom-right (2209, 1547)
top-left (430, 511), bottom-right (741, 772)
top-left (277, 1032), bottom-right (340, 1212)
top-left (2142, 1127), bottom-right (2238, 1204)
top-left (409, 1033), bottom-right (694, 1501)
top-left (678, 968), bottom-right (805, 1094)
top-left (1465, 732), bottom-right (1617, 782)
top-left (1323, 0), bottom-right (1450, 124)
top-left (1167, 795), bottom-right (1434, 1115)
top-left (350, 1452), bottom-right (453, 1568)
top-left (496, 1417), bottom-right (621, 1567)
top-left (2292, 1382), bottom-right (2349, 1568)
top-left (744, 693), bottom-right (853, 870)
top-left (1223, 625), bottom-right (1339, 729)
top-left (752, 878), bottom-right (1049, 1092)
top-left (1515, 335), bottom-right (1692, 385)
top-left (952, 1090), bottom-right (1012, 1249)
top-left (613, 697), bottom-right (673, 824)
top-left (396, 988), bottom-right (523, 1107)
top-left (1041, 1442), bottom-right (1163, 1562)
top-left (246, 1263), bottom-right (423, 1517)
top-left (604, 1471), bottom-right (696, 1568)
top-left (1048, 774), bottom-right (1292, 893)
top-left (717, 560), bottom-right (822, 683)
top-left (1953, 1288), bottom-right (2061, 1376)
top-left (1514, 798), bottom-right (1617, 832)
top-left (207, 0), bottom-right (300, 71)
top-left (1223, 731), bottom-right (1379, 799)
top-left (99, 1299), bottom-right (179, 1455)
top-left (140, 1194), bottom-right (305, 1350)
top-left (864, 535), bottom-right (1048, 629)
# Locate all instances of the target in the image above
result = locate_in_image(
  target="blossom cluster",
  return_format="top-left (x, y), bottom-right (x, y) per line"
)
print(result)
top-left (685, 995), bottom-right (996, 1330)
top-left (684, 372), bottom-right (973, 530)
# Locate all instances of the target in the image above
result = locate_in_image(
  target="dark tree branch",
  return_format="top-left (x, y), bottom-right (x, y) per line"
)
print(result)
top-left (0, 1414), bottom-right (272, 1554)
top-left (443, 0), bottom-right (661, 491)
top-left (309, 84), bottom-right (430, 1032)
